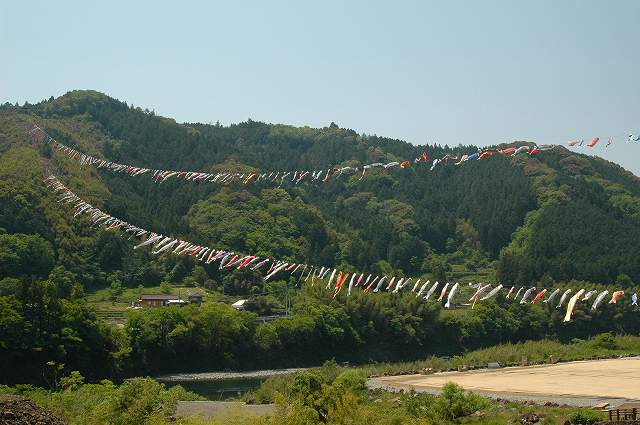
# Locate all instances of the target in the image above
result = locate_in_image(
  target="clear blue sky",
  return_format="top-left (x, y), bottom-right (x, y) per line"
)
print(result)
top-left (2, 1), bottom-right (639, 174)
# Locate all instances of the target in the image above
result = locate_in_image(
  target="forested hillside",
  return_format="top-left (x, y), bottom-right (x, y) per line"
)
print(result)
top-left (1, 90), bottom-right (639, 384)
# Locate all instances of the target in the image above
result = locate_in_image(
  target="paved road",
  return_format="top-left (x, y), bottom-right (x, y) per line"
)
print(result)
top-left (369, 357), bottom-right (640, 407)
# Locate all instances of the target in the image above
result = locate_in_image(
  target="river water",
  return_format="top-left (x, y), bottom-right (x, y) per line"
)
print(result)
top-left (156, 368), bottom-right (308, 400)
top-left (162, 377), bottom-right (267, 400)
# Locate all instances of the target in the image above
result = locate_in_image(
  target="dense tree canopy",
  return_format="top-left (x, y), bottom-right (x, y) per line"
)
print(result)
top-left (0, 90), bottom-right (639, 384)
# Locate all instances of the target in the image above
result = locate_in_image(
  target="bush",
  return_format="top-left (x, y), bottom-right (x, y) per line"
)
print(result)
top-left (431, 382), bottom-right (490, 421)
top-left (567, 409), bottom-right (605, 425)
top-left (246, 374), bottom-right (293, 404)
top-left (15, 378), bottom-right (203, 425)
top-left (0, 384), bottom-right (20, 395)
top-left (590, 333), bottom-right (618, 350)
top-left (159, 281), bottom-right (172, 294)
top-left (60, 371), bottom-right (85, 391)
top-left (331, 370), bottom-right (366, 396)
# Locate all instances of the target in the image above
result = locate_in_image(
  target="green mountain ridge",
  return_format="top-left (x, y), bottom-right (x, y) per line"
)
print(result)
top-left (1, 90), bottom-right (640, 383)
top-left (3, 90), bottom-right (639, 285)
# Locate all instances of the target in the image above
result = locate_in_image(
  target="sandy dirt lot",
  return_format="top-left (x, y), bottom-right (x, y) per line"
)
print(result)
top-left (370, 357), bottom-right (640, 407)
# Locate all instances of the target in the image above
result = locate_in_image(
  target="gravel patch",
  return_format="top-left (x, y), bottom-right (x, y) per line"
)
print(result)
top-left (0, 395), bottom-right (66, 425)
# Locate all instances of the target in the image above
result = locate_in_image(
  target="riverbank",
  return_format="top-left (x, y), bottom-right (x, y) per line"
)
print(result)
top-left (156, 367), bottom-right (309, 382)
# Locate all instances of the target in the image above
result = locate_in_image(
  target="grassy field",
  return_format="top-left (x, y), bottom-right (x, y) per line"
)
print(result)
top-left (86, 285), bottom-right (207, 305)
top-left (86, 285), bottom-right (213, 322)
top-left (447, 264), bottom-right (496, 283)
